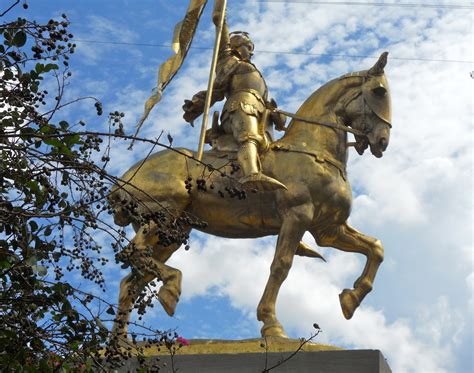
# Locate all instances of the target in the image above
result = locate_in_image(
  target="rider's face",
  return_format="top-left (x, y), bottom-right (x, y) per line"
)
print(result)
top-left (237, 42), bottom-right (254, 61)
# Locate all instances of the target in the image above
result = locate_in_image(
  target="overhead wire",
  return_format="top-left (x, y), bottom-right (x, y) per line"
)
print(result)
top-left (255, 1), bottom-right (474, 10)
top-left (74, 39), bottom-right (474, 65)
top-left (72, 0), bottom-right (473, 65)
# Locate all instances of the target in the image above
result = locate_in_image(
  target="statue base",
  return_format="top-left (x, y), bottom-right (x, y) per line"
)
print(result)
top-left (113, 338), bottom-right (392, 372)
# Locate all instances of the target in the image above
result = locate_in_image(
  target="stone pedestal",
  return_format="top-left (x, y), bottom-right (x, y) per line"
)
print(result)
top-left (119, 349), bottom-right (392, 372)
top-left (113, 339), bottom-right (392, 372)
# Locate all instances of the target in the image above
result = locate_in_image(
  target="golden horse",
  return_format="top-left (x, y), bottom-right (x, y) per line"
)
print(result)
top-left (110, 53), bottom-right (392, 339)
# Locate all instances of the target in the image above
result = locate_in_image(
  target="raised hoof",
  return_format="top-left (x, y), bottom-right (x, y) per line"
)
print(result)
top-left (339, 289), bottom-right (360, 320)
top-left (158, 287), bottom-right (179, 316)
top-left (261, 321), bottom-right (288, 338)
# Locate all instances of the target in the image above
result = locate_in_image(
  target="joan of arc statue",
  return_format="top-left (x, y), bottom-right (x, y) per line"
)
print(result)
top-left (182, 11), bottom-right (287, 191)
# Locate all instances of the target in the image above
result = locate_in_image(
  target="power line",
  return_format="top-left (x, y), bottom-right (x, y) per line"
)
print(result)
top-left (256, 1), bottom-right (474, 10)
top-left (74, 39), bottom-right (474, 64)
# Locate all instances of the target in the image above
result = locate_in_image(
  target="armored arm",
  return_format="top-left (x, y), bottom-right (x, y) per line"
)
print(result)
top-left (182, 87), bottom-right (226, 124)
top-left (182, 58), bottom-right (232, 124)
top-left (182, 17), bottom-right (235, 124)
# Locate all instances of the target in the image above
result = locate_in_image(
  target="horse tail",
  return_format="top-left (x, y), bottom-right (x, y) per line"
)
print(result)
top-left (295, 241), bottom-right (326, 262)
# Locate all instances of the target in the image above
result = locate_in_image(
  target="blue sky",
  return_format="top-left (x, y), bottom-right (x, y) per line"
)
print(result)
top-left (8, 1), bottom-right (473, 372)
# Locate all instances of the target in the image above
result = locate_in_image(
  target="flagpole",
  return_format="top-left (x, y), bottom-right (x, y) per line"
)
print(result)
top-left (196, 0), bottom-right (227, 161)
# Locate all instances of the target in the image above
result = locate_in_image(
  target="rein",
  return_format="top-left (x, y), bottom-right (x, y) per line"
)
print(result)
top-left (274, 108), bottom-right (367, 138)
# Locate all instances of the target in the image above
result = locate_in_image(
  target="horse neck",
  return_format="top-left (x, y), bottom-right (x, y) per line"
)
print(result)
top-left (281, 77), bottom-right (361, 164)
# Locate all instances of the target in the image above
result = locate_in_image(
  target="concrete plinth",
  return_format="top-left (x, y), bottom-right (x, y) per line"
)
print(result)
top-left (114, 340), bottom-right (392, 372)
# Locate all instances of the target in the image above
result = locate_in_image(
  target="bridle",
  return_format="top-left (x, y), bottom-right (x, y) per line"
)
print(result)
top-left (273, 107), bottom-right (367, 138)
top-left (273, 73), bottom-right (391, 148)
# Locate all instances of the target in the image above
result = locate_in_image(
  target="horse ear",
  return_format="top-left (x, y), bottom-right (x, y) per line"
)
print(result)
top-left (368, 51), bottom-right (388, 76)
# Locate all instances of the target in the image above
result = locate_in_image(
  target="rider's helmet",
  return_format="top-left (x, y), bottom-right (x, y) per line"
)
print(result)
top-left (230, 31), bottom-right (254, 57)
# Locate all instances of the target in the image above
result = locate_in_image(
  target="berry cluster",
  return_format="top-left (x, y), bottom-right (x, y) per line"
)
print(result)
top-left (184, 176), bottom-right (193, 194)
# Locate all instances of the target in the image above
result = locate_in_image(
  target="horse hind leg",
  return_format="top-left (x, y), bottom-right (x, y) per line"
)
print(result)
top-left (313, 223), bottom-right (384, 319)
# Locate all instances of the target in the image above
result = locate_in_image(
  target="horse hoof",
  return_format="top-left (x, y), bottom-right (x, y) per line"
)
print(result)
top-left (158, 287), bottom-right (178, 316)
top-left (261, 321), bottom-right (288, 338)
top-left (339, 289), bottom-right (360, 320)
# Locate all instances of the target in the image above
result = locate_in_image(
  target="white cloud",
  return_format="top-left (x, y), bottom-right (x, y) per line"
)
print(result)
top-left (75, 15), bottom-right (141, 65)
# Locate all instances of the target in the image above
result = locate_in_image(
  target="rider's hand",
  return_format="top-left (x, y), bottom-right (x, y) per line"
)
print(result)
top-left (182, 99), bottom-right (201, 124)
top-left (267, 98), bottom-right (278, 111)
top-left (271, 111), bottom-right (287, 131)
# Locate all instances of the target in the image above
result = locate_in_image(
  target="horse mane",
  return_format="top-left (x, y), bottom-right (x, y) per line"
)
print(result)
top-left (282, 71), bottom-right (365, 135)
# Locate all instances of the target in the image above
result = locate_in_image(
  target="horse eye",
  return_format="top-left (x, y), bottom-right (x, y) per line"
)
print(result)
top-left (373, 86), bottom-right (387, 97)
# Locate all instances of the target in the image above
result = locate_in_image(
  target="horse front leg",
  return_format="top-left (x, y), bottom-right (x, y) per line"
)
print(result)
top-left (314, 222), bottom-right (384, 319)
top-left (110, 223), bottom-right (185, 340)
top-left (111, 272), bottom-right (151, 341)
top-left (257, 207), bottom-right (310, 338)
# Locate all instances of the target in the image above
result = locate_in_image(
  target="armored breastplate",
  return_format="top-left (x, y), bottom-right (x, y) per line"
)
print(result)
top-left (229, 62), bottom-right (268, 100)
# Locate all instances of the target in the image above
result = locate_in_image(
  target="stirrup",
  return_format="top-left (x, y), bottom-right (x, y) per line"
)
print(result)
top-left (239, 173), bottom-right (288, 192)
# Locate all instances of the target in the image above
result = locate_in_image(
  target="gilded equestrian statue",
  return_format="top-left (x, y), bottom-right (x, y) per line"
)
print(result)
top-left (109, 52), bottom-right (392, 339)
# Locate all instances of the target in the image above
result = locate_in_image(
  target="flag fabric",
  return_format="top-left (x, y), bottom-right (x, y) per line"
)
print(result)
top-left (132, 0), bottom-right (208, 141)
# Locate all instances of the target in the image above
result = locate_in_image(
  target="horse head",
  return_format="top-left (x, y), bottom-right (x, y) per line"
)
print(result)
top-left (339, 52), bottom-right (392, 158)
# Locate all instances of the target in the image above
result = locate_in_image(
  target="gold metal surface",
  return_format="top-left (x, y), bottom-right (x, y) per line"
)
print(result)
top-left (111, 53), bottom-right (392, 341)
top-left (138, 338), bottom-right (342, 356)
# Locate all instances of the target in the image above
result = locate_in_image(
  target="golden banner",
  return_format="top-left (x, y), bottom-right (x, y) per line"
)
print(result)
top-left (132, 0), bottom-right (208, 143)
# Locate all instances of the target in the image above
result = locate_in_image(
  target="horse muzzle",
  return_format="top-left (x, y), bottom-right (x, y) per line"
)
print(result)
top-left (369, 135), bottom-right (389, 158)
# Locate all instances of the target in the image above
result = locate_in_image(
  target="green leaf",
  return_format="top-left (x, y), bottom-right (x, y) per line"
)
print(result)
top-left (0, 260), bottom-right (11, 269)
top-left (40, 125), bottom-right (54, 134)
top-left (29, 220), bottom-right (38, 232)
top-left (35, 63), bottom-right (44, 74)
top-left (44, 63), bottom-right (59, 72)
top-left (43, 137), bottom-right (63, 147)
top-left (64, 134), bottom-right (80, 147)
top-left (13, 31), bottom-right (27, 47)
top-left (26, 180), bottom-right (40, 194)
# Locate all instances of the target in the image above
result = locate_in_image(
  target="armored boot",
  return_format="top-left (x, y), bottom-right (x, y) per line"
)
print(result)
top-left (237, 140), bottom-right (287, 191)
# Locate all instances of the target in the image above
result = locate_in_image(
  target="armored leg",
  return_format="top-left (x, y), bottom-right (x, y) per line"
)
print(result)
top-left (238, 140), bottom-right (287, 191)
top-left (228, 109), bottom-right (287, 191)
top-left (237, 140), bottom-right (259, 176)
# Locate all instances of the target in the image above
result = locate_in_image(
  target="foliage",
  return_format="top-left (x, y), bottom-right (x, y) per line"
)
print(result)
top-left (0, 4), bottom-right (185, 371)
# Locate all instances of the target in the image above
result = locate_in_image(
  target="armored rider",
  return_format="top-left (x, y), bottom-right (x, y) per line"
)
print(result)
top-left (182, 10), bottom-right (287, 191)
